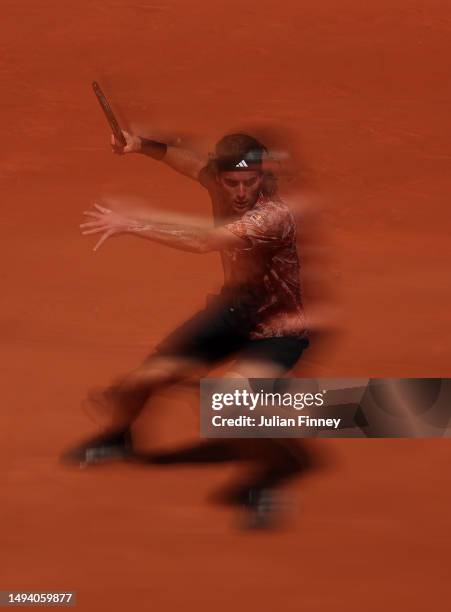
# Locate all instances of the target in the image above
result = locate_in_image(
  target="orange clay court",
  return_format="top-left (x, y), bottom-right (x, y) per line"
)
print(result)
top-left (2, 1), bottom-right (451, 610)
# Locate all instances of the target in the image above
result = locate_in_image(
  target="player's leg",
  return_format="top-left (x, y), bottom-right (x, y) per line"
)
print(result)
top-left (95, 355), bottom-right (207, 432)
top-left (62, 300), bottom-right (243, 466)
top-left (136, 338), bottom-right (314, 528)
top-left (213, 374), bottom-right (311, 500)
top-left (216, 338), bottom-right (315, 528)
top-left (61, 354), bottom-right (207, 466)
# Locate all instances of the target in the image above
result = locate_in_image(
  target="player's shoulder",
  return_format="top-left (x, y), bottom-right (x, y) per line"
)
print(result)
top-left (255, 195), bottom-right (289, 210)
top-left (252, 197), bottom-right (294, 222)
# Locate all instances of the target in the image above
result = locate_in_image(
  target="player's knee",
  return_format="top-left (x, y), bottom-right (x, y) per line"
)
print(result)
top-left (119, 367), bottom-right (166, 392)
top-left (123, 357), bottom-right (191, 390)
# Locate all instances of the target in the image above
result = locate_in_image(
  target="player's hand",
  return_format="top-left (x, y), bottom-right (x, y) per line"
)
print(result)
top-left (80, 203), bottom-right (133, 251)
top-left (111, 130), bottom-right (142, 155)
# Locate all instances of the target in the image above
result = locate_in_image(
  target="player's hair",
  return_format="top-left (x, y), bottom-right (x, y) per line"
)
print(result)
top-left (215, 133), bottom-right (266, 164)
top-left (212, 133), bottom-right (279, 198)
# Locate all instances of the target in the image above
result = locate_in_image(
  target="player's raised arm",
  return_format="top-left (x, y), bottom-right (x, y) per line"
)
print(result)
top-left (80, 203), bottom-right (247, 253)
top-left (111, 131), bottom-right (206, 180)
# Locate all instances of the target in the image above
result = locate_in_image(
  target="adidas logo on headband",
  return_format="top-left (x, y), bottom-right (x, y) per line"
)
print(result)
top-left (235, 160), bottom-right (248, 168)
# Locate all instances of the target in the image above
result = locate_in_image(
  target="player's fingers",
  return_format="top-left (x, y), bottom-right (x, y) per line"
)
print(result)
top-left (83, 211), bottom-right (102, 219)
top-left (94, 203), bottom-right (111, 214)
top-left (80, 220), bottom-right (102, 228)
top-left (123, 145), bottom-right (134, 153)
top-left (82, 226), bottom-right (107, 235)
top-left (93, 230), bottom-right (114, 252)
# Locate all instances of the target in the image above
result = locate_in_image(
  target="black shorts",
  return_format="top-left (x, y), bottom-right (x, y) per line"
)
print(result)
top-left (154, 299), bottom-right (309, 373)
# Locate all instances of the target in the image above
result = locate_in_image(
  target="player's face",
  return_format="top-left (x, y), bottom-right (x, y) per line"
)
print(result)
top-left (217, 171), bottom-right (263, 213)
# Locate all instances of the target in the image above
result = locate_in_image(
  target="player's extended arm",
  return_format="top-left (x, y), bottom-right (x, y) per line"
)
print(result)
top-left (112, 131), bottom-right (206, 180)
top-left (80, 204), bottom-right (247, 253)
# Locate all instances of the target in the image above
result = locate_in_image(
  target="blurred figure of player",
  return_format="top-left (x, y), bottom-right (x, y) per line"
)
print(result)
top-left (63, 130), bottom-right (316, 528)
